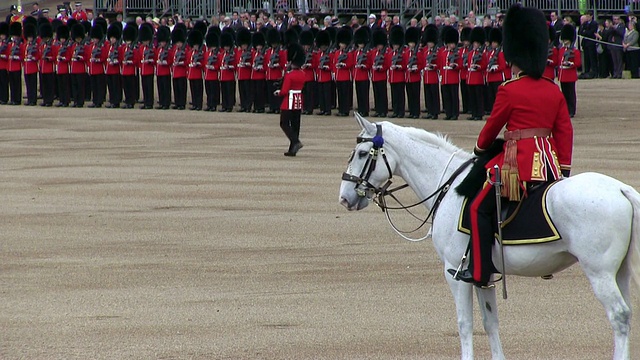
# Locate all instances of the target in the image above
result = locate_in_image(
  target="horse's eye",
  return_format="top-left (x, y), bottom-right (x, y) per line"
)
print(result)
top-left (358, 150), bottom-right (368, 158)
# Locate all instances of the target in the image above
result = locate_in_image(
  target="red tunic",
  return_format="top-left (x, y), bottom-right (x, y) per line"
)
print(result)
top-left (155, 45), bottom-right (173, 77)
top-left (138, 44), bottom-right (156, 76)
top-left (313, 49), bottom-right (332, 83)
top-left (404, 46), bottom-right (421, 83)
top-left (55, 41), bottom-right (72, 74)
top-left (250, 48), bottom-right (266, 80)
top-left (235, 48), bottom-right (253, 81)
top-left (465, 48), bottom-right (486, 86)
top-left (352, 48), bottom-right (370, 82)
top-left (420, 46), bottom-right (439, 85)
top-left (119, 43), bottom-right (139, 76)
top-left (388, 47), bottom-right (406, 84)
top-left (171, 45), bottom-right (188, 78)
top-left (204, 48), bottom-right (221, 81)
top-left (265, 47), bottom-right (287, 81)
top-left (369, 47), bottom-right (391, 82)
top-left (557, 46), bottom-right (581, 83)
top-left (218, 48), bottom-right (236, 82)
top-left (0, 39), bottom-right (10, 70)
top-left (279, 68), bottom-right (306, 110)
top-left (186, 47), bottom-right (204, 80)
top-left (39, 41), bottom-right (57, 74)
top-left (544, 46), bottom-right (558, 80)
top-left (23, 41), bottom-right (40, 75)
top-left (485, 47), bottom-right (507, 83)
top-left (459, 46), bottom-right (469, 83)
top-left (105, 42), bottom-right (121, 75)
top-left (331, 48), bottom-right (353, 82)
top-left (437, 47), bottom-right (461, 85)
top-left (476, 75), bottom-right (573, 186)
top-left (69, 42), bottom-right (87, 74)
top-left (72, 10), bottom-right (87, 21)
top-left (87, 41), bottom-right (108, 75)
top-left (7, 41), bottom-right (23, 72)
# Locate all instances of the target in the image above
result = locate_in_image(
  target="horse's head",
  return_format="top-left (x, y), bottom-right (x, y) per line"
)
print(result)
top-left (339, 114), bottom-right (397, 211)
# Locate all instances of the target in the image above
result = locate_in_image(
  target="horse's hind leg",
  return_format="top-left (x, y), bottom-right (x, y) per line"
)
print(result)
top-left (446, 270), bottom-right (475, 360)
top-left (476, 287), bottom-right (505, 360)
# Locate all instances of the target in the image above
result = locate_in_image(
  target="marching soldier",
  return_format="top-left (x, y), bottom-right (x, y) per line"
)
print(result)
top-left (299, 30), bottom-right (315, 115)
top-left (7, 21), bottom-right (23, 105)
top-left (313, 30), bottom-right (332, 116)
top-left (87, 24), bottom-right (107, 108)
top-left (558, 24), bottom-right (580, 118)
top-left (459, 27), bottom-right (471, 115)
top-left (186, 28), bottom-right (205, 111)
top-left (38, 21), bottom-right (56, 107)
top-left (235, 28), bottom-right (253, 112)
top-left (120, 24), bottom-right (139, 109)
top-left (69, 23), bottom-right (87, 107)
top-left (274, 42), bottom-right (306, 157)
top-left (170, 26), bottom-right (188, 110)
top-left (105, 23), bottom-right (122, 108)
top-left (138, 23), bottom-right (155, 109)
top-left (388, 25), bottom-right (406, 119)
top-left (0, 22), bottom-right (9, 104)
top-left (204, 28), bottom-right (221, 112)
top-left (332, 27), bottom-right (353, 117)
top-left (249, 30), bottom-right (266, 113)
top-left (484, 28), bottom-right (507, 113)
top-left (466, 27), bottom-right (486, 120)
top-left (369, 29), bottom-right (390, 118)
top-left (420, 24), bottom-right (440, 119)
top-left (218, 30), bottom-right (237, 112)
top-left (544, 26), bottom-right (558, 80)
top-left (154, 26), bottom-right (172, 110)
top-left (23, 23), bottom-right (40, 106)
top-left (55, 24), bottom-right (71, 107)
top-left (438, 26), bottom-right (462, 120)
top-left (352, 27), bottom-right (371, 117)
top-left (265, 28), bottom-right (285, 114)
top-left (404, 26), bottom-right (422, 119)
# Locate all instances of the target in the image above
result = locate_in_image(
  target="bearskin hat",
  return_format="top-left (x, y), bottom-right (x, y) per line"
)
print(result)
top-left (138, 23), bottom-right (154, 42)
top-left (489, 27), bottom-right (502, 44)
top-left (483, 26), bottom-right (492, 44)
top-left (39, 21), bottom-right (53, 39)
top-left (94, 17), bottom-right (108, 36)
top-left (442, 26), bottom-right (458, 45)
top-left (561, 24), bottom-right (576, 43)
top-left (353, 26), bottom-right (370, 46)
top-left (123, 24), bottom-right (138, 42)
top-left (310, 27), bottom-right (319, 39)
top-left (326, 26), bottom-right (337, 44)
top-left (284, 28), bottom-right (298, 46)
top-left (51, 19), bottom-right (63, 33)
top-left (503, 4), bottom-right (549, 79)
top-left (23, 16), bottom-right (37, 29)
top-left (336, 27), bottom-right (352, 45)
top-left (107, 24), bottom-right (122, 41)
top-left (66, 18), bottom-right (78, 30)
top-left (0, 22), bottom-right (8, 37)
top-left (460, 27), bottom-right (472, 43)
top-left (82, 20), bottom-right (91, 36)
top-left (236, 27), bottom-right (251, 46)
top-left (37, 16), bottom-right (49, 32)
top-left (287, 42), bottom-right (305, 68)
top-left (422, 24), bottom-right (438, 46)
top-left (289, 24), bottom-right (302, 36)
top-left (56, 24), bottom-right (69, 41)
top-left (193, 20), bottom-right (208, 37)
top-left (90, 24), bottom-right (103, 40)
top-left (266, 28), bottom-right (280, 46)
top-left (208, 26), bottom-right (221, 38)
top-left (205, 29), bottom-right (219, 48)
top-left (405, 26), bottom-right (421, 45)
top-left (187, 29), bottom-right (203, 47)
top-left (251, 31), bottom-right (265, 48)
top-left (220, 31), bottom-right (234, 48)
top-left (9, 21), bottom-right (22, 37)
top-left (548, 25), bottom-right (557, 43)
top-left (299, 30), bottom-right (314, 46)
top-left (315, 30), bottom-right (331, 48)
top-left (71, 23), bottom-right (85, 41)
top-left (174, 22), bottom-right (187, 35)
top-left (470, 26), bottom-right (485, 44)
top-left (372, 28), bottom-right (387, 47)
top-left (23, 23), bottom-right (37, 39)
top-left (389, 25), bottom-right (404, 46)
top-left (155, 25), bottom-right (170, 43)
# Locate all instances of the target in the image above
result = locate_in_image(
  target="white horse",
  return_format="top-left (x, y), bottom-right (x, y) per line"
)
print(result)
top-left (338, 114), bottom-right (640, 360)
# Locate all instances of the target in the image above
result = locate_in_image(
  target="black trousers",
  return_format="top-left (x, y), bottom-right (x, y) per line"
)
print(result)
top-left (468, 175), bottom-right (499, 283)
top-left (423, 83), bottom-right (440, 117)
top-left (560, 81), bottom-right (576, 116)
top-left (24, 72), bottom-right (37, 105)
top-left (141, 74), bottom-right (154, 108)
top-left (468, 85), bottom-right (485, 119)
top-left (336, 80), bottom-right (352, 114)
top-left (70, 73), bottom-right (85, 106)
top-left (626, 50), bottom-right (640, 79)
top-left (90, 73), bottom-right (106, 106)
top-left (354, 80), bottom-right (370, 116)
top-left (266, 80), bottom-right (279, 111)
top-left (205, 79), bottom-right (220, 110)
top-left (441, 83), bottom-right (459, 119)
top-left (487, 81), bottom-right (500, 113)
top-left (483, 84), bottom-right (491, 114)
top-left (390, 82), bottom-right (405, 117)
top-left (84, 73), bottom-right (91, 101)
top-left (583, 41), bottom-right (598, 76)
top-left (598, 48), bottom-right (613, 78)
top-left (123, 75), bottom-right (137, 106)
top-left (331, 80), bottom-right (337, 108)
top-left (280, 109), bottom-right (301, 150)
top-left (8, 70), bottom-right (21, 104)
top-left (303, 80), bottom-right (316, 113)
top-left (173, 77), bottom-right (187, 108)
top-left (220, 80), bottom-right (235, 110)
top-left (460, 80), bottom-right (469, 113)
top-left (41, 73), bottom-right (55, 105)
top-left (57, 73), bottom-right (70, 105)
top-left (317, 81), bottom-right (332, 114)
top-left (405, 81), bottom-right (420, 117)
top-left (156, 75), bottom-right (171, 108)
top-left (106, 74), bottom-right (122, 106)
top-left (251, 79), bottom-right (265, 111)
top-left (372, 80), bottom-right (388, 116)
top-left (238, 79), bottom-right (252, 110)
top-left (0, 69), bottom-right (9, 103)
top-left (189, 78), bottom-right (203, 109)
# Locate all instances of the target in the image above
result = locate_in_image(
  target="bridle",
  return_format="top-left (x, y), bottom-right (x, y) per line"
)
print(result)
top-left (342, 124), bottom-right (475, 241)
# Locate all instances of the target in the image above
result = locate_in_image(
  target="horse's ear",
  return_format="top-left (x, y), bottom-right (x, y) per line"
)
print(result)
top-left (354, 112), bottom-right (376, 135)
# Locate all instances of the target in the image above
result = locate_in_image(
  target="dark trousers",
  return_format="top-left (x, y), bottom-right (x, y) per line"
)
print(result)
top-left (487, 81), bottom-right (500, 113)
top-left (610, 47), bottom-right (624, 78)
top-left (123, 75), bottom-right (137, 106)
top-left (468, 175), bottom-right (498, 283)
top-left (141, 74), bottom-right (154, 108)
top-left (0, 69), bottom-right (8, 103)
top-left (390, 82), bottom-right (405, 117)
top-left (156, 75), bottom-right (171, 108)
top-left (266, 79), bottom-right (279, 111)
top-left (354, 80), bottom-right (370, 115)
top-left (483, 84), bottom-right (491, 114)
top-left (441, 83), bottom-right (459, 119)
top-left (560, 81), bottom-right (576, 116)
top-left (220, 80), bottom-right (235, 110)
top-left (317, 81), bottom-right (332, 114)
top-left (303, 80), bottom-right (315, 113)
top-left (251, 79), bottom-right (265, 111)
top-left (189, 78), bottom-right (203, 109)
top-left (106, 74), bottom-right (122, 106)
top-left (468, 85), bottom-right (485, 119)
top-left (8, 70), bottom-right (21, 104)
top-left (173, 77), bottom-right (187, 108)
top-left (423, 83), bottom-right (440, 117)
top-left (336, 80), bottom-right (352, 114)
top-left (238, 79), bottom-right (252, 110)
top-left (205, 79), bottom-right (220, 110)
top-left (598, 48), bottom-right (613, 78)
top-left (24, 72), bottom-right (37, 105)
top-left (70, 73), bottom-right (85, 106)
top-left (84, 73), bottom-right (91, 100)
top-left (583, 41), bottom-right (598, 76)
top-left (41, 73), bottom-right (55, 105)
top-left (280, 109), bottom-right (301, 150)
top-left (406, 81), bottom-right (420, 117)
top-left (626, 50), bottom-right (640, 78)
top-left (90, 73), bottom-right (106, 106)
top-left (460, 80), bottom-right (469, 113)
top-left (331, 80), bottom-right (337, 108)
top-left (372, 80), bottom-right (388, 116)
top-left (57, 73), bottom-right (70, 105)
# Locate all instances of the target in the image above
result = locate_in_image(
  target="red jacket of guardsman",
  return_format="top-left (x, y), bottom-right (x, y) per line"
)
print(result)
top-left (39, 40), bottom-right (57, 74)
top-left (55, 40), bottom-right (72, 74)
top-left (218, 48), bottom-right (236, 81)
top-left (23, 40), bottom-right (40, 75)
top-left (279, 68), bottom-right (306, 110)
top-left (265, 46), bottom-right (286, 81)
top-left (404, 45), bottom-right (421, 83)
top-left (313, 49), bottom-right (332, 83)
top-left (466, 47), bottom-right (486, 86)
top-left (476, 74), bottom-right (573, 186)
top-left (300, 48), bottom-right (315, 82)
top-left (459, 46), bottom-right (469, 83)
top-left (388, 46), bottom-right (406, 84)
top-left (557, 46), bottom-right (581, 83)
top-left (420, 46), bottom-right (439, 84)
top-left (119, 42), bottom-right (139, 76)
top-left (87, 40), bottom-right (108, 75)
top-left (369, 47), bottom-right (390, 82)
top-left (352, 47), bottom-right (370, 82)
top-left (235, 47), bottom-right (253, 81)
top-left (544, 45), bottom-right (558, 80)
top-left (204, 47), bottom-right (220, 81)
top-left (7, 39), bottom-right (23, 72)
top-left (171, 44), bottom-right (188, 78)
top-left (0, 38), bottom-right (10, 70)
top-left (250, 48), bottom-right (266, 80)
top-left (105, 41), bottom-right (121, 75)
top-left (72, 10), bottom-right (88, 22)
top-left (69, 41), bottom-right (87, 74)
top-left (331, 47), bottom-right (353, 81)
top-left (155, 44), bottom-right (173, 77)
top-left (438, 47), bottom-right (462, 85)
top-left (484, 46), bottom-right (507, 83)
top-left (187, 47), bottom-right (204, 80)
top-left (138, 43), bottom-right (156, 76)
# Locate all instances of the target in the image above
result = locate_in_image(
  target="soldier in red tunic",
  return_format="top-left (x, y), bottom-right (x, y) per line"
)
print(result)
top-left (138, 23), bottom-right (155, 110)
top-left (120, 24), bottom-right (139, 109)
top-left (274, 43), bottom-right (306, 157)
top-left (186, 29), bottom-right (205, 111)
top-left (170, 26), bottom-right (188, 110)
top-left (543, 26), bottom-right (558, 81)
top-left (0, 22), bottom-right (10, 104)
top-left (38, 21), bottom-right (57, 107)
top-left (54, 24), bottom-right (72, 107)
top-left (299, 30), bottom-right (316, 116)
top-left (404, 27), bottom-right (422, 119)
top-left (352, 27), bottom-right (371, 117)
top-left (249, 30), bottom-right (265, 113)
top-left (22, 23), bottom-right (40, 106)
top-left (484, 28), bottom-right (507, 113)
top-left (558, 24), bottom-right (581, 118)
top-left (388, 25), bottom-right (406, 119)
top-left (154, 26), bottom-right (172, 110)
top-left (438, 26), bottom-right (462, 120)
top-left (87, 25), bottom-right (108, 108)
top-left (203, 29), bottom-right (220, 112)
top-left (105, 24), bottom-right (122, 108)
top-left (313, 30), bottom-right (332, 116)
top-left (332, 27), bottom-right (354, 117)
top-left (449, 5), bottom-right (574, 287)
top-left (265, 28), bottom-right (286, 114)
top-left (465, 27), bottom-right (486, 120)
top-left (218, 30), bottom-right (237, 112)
top-left (419, 25), bottom-right (439, 119)
top-left (235, 28), bottom-right (253, 113)
top-left (7, 21), bottom-right (23, 105)
top-left (369, 29), bottom-right (390, 118)
top-left (69, 23), bottom-right (87, 107)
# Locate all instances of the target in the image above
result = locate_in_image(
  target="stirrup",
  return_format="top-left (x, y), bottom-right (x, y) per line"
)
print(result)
top-left (541, 274), bottom-right (554, 280)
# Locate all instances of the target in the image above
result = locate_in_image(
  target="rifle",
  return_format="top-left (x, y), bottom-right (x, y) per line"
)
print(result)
top-left (407, 47), bottom-right (418, 71)
top-left (90, 42), bottom-right (102, 63)
top-left (355, 46), bottom-right (369, 68)
top-left (391, 46), bottom-right (403, 69)
top-left (10, 38), bottom-right (22, 60)
top-left (373, 46), bottom-right (386, 70)
top-left (25, 40), bottom-right (38, 62)
top-left (561, 46), bottom-right (574, 69)
top-left (108, 41), bottom-right (120, 65)
top-left (239, 48), bottom-right (251, 67)
top-left (268, 45), bottom-right (280, 69)
top-left (142, 44), bottom-right (154, 63)
top-left (252, 47), bottom-right (265, 70)
top-left (487, 46), bottom-right (501, 71)
top-left (72, 41), bottom-right (84, 61)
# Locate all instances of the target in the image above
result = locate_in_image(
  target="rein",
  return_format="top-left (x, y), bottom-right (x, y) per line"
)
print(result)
top-left (342, 124), bottom-right (475, 242)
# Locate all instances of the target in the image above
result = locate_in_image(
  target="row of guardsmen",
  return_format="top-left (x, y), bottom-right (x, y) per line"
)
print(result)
top-left (0, 16), bottom-right (581, 117)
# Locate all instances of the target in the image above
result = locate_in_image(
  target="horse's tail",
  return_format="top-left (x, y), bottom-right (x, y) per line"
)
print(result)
top-left (621, 186), bottom-right (640, 289)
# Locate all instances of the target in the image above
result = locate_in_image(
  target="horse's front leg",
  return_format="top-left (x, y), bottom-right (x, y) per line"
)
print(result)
top-left (445, 268), bottom-right (475, 360)
top-left (475, 287), bottom-right (505, 360)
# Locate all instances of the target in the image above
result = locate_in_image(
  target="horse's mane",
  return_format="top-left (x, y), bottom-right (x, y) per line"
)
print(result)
top-left (386, 122), bottom-right (468, 156)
